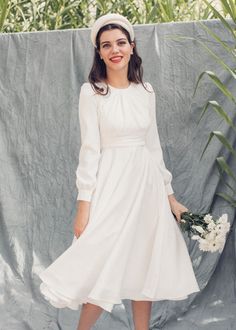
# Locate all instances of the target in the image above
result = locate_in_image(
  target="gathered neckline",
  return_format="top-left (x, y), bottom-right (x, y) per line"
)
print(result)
top-left (107, 82), bottom-right (133, 91)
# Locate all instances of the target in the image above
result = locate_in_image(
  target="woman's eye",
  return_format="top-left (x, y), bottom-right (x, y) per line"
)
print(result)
top-left (118, 41), bottom-right (126, 46)
top-left (101, 41), bottom-right (126, 48)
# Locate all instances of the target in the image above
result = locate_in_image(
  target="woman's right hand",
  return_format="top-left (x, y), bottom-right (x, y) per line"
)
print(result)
top-left (73, 200), bottom-right (90, 238)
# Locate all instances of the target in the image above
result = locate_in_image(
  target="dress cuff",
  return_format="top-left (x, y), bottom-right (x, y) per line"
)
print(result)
top-left (165, 183), bottom-right (174, 196)
top-left (77, 190), bottom-right (93, 202)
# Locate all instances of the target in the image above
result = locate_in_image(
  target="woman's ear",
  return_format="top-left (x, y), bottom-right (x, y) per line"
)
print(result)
top-left (131, 42), bottom-right (135, 54)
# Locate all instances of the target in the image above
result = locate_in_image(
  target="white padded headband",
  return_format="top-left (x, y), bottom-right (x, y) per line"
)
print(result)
top-left (90, 13), bottom-right (135, 48)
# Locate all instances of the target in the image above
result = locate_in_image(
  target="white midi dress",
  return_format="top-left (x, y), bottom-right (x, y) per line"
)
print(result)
top-left (39, 81), bottom-right (200, 313)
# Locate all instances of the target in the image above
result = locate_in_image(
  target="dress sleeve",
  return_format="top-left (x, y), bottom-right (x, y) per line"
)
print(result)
top-left (145, 82), bottom-right (174, 196)
top-left (75, 83), bottom-right (101, 201)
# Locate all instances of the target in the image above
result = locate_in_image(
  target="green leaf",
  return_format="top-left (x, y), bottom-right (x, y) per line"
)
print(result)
top-left (220, 0), bottom-right (236, 21)
top-left (193, 71), bottom-right (236, 104)
top-left (0, 0), bottom-right (8, 31)
top-left (197, 100), bottom-right (236, 133)
top-left (200, 131), bottom-right (236, 160)
top-left (216, 192), bottom-right (236, 206)
top-left (201, 0), bottom-right (236, 35)
top-left (228, 0), bottom-right (236, 18)
top-left (216, 156), bottom-right (236, 182)
top-left (198, 21), bottom-right (236, 59)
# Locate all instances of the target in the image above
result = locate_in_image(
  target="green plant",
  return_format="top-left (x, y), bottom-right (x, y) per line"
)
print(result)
top-left (163, 0), bottom-right (236, 208)
top-left (193, 0), bottom-right (236, 207)
top-left (0, 0), bottom-right (9, 31)
top-left (0, 0), bottom-right (232, 33)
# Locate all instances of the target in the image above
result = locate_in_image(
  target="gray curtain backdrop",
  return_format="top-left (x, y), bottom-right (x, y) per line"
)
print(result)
top-left (0, 18), bottom-right (235, 330)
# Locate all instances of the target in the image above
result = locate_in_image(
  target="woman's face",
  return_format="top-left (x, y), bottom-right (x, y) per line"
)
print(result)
top-left (98, 28), bottom-right (134, 74)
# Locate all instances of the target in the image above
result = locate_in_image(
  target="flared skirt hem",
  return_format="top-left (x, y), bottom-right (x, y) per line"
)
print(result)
top-left (40, 281), bottom-right (200, 313)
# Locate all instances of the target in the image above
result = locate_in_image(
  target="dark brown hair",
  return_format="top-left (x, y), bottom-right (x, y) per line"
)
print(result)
top-left (88, 23), bottom-right (150, 95)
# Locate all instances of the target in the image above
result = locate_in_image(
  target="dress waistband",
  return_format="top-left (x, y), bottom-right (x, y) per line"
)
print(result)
top-left (101, 137), bottom-right (146, 149)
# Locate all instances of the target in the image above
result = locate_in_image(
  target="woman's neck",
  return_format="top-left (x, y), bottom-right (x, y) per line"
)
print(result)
top-left (105, 71), bottom-right (130, 88)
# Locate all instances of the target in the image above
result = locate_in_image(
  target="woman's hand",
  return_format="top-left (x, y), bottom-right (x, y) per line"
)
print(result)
top-left (73, 200), bottom-right (90, 238)
top-left (167, 194), bottom-right (188, 223)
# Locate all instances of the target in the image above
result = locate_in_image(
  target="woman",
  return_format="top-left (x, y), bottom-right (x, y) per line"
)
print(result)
top-left (39, 13), bottom-right (200, 330)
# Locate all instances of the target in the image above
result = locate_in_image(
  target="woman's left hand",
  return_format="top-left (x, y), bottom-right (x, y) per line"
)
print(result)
top-left (167, 194), bottom-right (188, 223)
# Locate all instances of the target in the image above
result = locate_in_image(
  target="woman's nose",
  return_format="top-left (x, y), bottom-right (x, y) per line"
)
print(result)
top-left (111, 44), bottom-right (119, 53)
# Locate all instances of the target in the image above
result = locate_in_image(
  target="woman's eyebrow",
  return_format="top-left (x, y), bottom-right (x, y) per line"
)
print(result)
top-left (100, 38), bottom-right (127, 45)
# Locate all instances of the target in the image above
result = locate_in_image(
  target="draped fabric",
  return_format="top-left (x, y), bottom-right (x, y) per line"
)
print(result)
top-left (0, 18), bottom-right (235, 329)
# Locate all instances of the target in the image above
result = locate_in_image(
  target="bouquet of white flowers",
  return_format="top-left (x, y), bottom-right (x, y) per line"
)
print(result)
top-left (179, 211), bottom-right (230, 253)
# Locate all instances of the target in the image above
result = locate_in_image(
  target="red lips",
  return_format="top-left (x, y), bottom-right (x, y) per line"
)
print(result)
top-left (110, 56), bottom-right (123, 63)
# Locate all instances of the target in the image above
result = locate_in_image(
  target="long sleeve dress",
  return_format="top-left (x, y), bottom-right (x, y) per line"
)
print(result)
top-left (39, 81), bottom-right (200, 313)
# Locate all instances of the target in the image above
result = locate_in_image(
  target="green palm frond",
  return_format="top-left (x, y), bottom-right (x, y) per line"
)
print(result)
top-left (193, 70), bottom-right (236, 103)
top-left (197, 100), bottom-right (236, 133)
top-left (200, 131), bottom-right (236, 161)
top-left (216, 156), bottom-right (236, 182)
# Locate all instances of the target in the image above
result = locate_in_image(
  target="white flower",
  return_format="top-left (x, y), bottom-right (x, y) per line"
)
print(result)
top-left (198, 237), bottom-right (222, 252)
top-left (204, 214), bottom-right (213, 223)
top-left (191, 235), bottom-right (200, 240)
top-left (198, 238), bottom-right (210, 251)
top-left (192, 225), bottom-right (205, 234)
top-left (222, 222), bottom-right (230, 233)
top-left (197, 228), bottom-right (227, 252)
top-left (207, 240), bottom-right (223, 252)
top-left (205, 231), bottom-right (216, 242)
top-left (180, 212), bottom-right (229, 253)
top-left (215, 222), bottom-right (230, 235)
top-left (215, 234), bottom-right (226, 244)
top-left (207, 221), bottom-right (216, 231)
top-left (217, 214), bottom-right (228, 224)
top-left (215, 223), bottom-right (229, 234)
